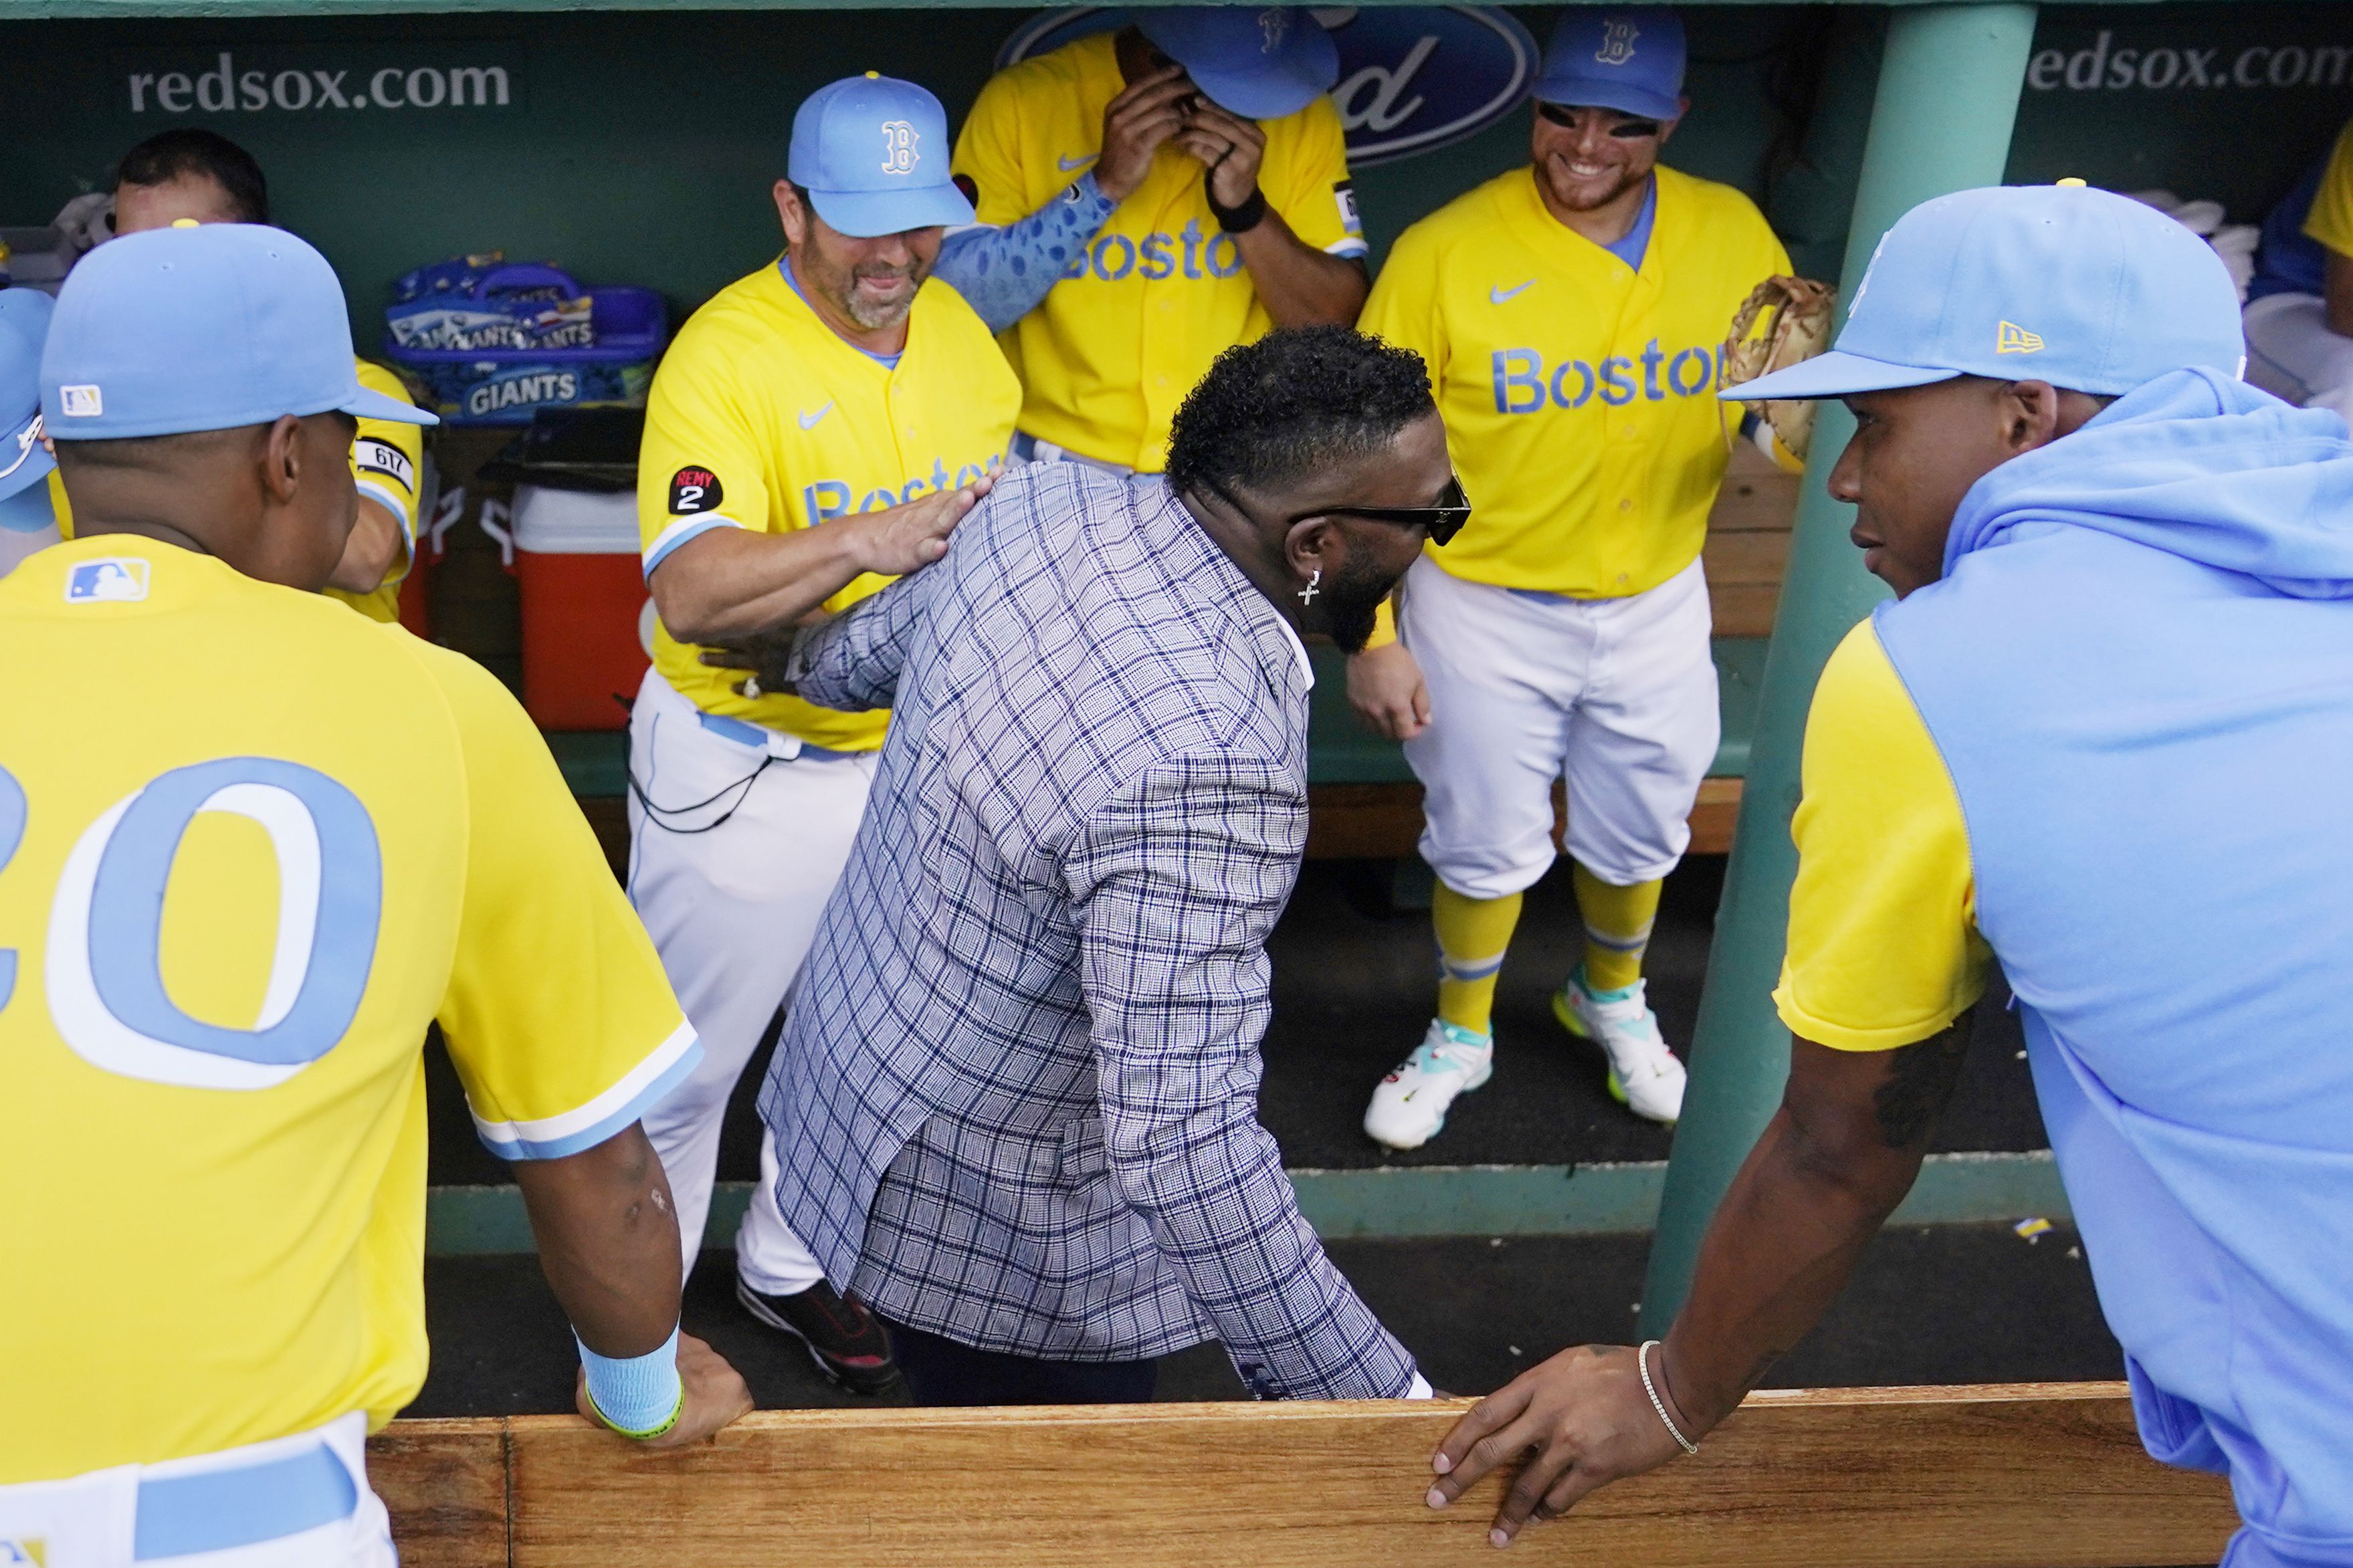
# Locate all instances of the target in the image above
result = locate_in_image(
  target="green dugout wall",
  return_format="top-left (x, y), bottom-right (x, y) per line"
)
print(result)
top-left (1, 5), bottom-right (2348, 346)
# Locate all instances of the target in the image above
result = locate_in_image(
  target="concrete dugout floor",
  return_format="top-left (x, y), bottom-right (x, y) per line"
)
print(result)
top-left (423, 854), bottom-right (2047, 1188)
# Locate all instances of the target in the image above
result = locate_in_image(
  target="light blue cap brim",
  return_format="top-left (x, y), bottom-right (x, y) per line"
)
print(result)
top-left (1189, 56), bottom-right (1332, 120)
top-left (1530, 77), bottom-right (1681, 120)
top-left (0, 412), bottom-right (56, 503)
top-left (346, 383), bottom-right (437, 427)
top-left (1718, 348), bottom-right (1962, 403)
top-left (808, 183), bottom-right (977, 239)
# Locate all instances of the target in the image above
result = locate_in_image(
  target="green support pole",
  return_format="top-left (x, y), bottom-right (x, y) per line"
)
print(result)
top-left (1638, 1), bottom-right (2039, 1339)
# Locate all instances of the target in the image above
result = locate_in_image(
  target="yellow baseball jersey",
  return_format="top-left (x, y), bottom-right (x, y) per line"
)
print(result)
top-left (1360, 166), bottom-right (1789, 599)
top-left (952, 31), bottom-right (1366, 472)
top-left (2303, 116), bottom-right (2353, 259)
top-left (0, 536), bottom-right (696, 1482)
top-left (637, 261), bottom-right (1020, 751)
top-left (54, 358), bottom-right (426, 623)
top-left (332, 360), bottom-right (428, 624)
top-left (1774, 619), bottom-right (1992, 1052)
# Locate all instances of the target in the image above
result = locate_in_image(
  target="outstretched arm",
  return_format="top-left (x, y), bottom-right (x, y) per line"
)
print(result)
top-left (1426, 1017), bottom-right (1972, 1542)
top-left (514, 1123), bottom-right (754, 1447)
top-left (700, 545), bottom-right (935, 713)
top-left (933, 177), bottom-right (1118, 333)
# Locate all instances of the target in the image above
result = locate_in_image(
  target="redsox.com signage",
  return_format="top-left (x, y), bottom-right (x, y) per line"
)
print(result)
top-left (2028, 24), bottom-right (2353, 94)
top-left (112, 43), bottom-right (524, 116)
top-left (999, 6), bottom-right (1539, 168)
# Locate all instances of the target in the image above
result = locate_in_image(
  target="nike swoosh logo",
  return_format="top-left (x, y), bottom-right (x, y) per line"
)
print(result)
top-left (1490, 280), bottom-right (1536, 305)
top-left (1058, 153), bottom-right (1098, 171)
top-left (797, 402), bottom-right (834, 430)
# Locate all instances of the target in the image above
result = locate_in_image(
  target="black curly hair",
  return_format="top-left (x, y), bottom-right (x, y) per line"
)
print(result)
top-left (116, 128), bottom-right (270, 225)
top-left (1164, 326), bottom-right (1435, 499)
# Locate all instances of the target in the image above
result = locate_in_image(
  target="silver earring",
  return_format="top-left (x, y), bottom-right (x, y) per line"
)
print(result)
top-left (1298, 568), bottom-right (1322, 605)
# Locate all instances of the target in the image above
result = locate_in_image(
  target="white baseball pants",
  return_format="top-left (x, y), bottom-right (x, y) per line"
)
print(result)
top-left (1400, 553), bottom-right (1718, 898)
top-left (625, 669), bottom-right (877, 1295)
top-left (2243, 292), bottom-right (2353, 429)
top-left (0, 1415), bottom-right (394, 1568)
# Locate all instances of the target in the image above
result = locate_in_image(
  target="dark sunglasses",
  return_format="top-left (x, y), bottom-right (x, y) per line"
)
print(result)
top-left (1536, 102), bottom-right (1663, 139)
top-left (1323, 476), bottom-right (1472, 547)
top-left (1208, 475), bottom-right (1471, 547)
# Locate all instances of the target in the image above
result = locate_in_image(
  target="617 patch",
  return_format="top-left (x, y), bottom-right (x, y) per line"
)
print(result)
top-left (669, 467), bottom-right (723, 514)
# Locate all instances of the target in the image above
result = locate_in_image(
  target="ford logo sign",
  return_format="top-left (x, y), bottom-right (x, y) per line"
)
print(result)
top-left (997, 7), bottom-right (1538, 168)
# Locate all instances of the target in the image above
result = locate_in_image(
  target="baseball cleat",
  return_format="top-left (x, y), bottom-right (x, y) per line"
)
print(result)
top-left (1554, 970), bottom-right (1686, 1125)
top-left (1364, 1019), bottom-right (1495, 1151)
top-left (734, 1275), bottom-right (902, 1394)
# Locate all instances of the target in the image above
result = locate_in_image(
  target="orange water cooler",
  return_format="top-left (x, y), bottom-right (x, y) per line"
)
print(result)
top-left (512, 484), bottom-right (651, 731)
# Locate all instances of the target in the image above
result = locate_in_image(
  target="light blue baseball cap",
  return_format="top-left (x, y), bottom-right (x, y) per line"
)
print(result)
top-left (1728, 184), bottom-right (2246, 403)
top-left (1138, 7), bottom-right (1339, 121)
top-left (788, 73), bottom-right (975, 239)
top-left (0, 290), bottom-right (57, 504)
top-left (41, 224), bottom-right (433, 441)
top-left (1534, 7), bottom-right (1686, 120)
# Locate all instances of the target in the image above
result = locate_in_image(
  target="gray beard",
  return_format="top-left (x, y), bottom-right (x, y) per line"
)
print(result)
top-left (841, 281), bottom-right (915, 330)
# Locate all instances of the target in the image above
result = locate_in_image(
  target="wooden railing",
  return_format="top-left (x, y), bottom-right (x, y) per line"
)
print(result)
top-left (370, 1383), bottom-right (2235, 1568)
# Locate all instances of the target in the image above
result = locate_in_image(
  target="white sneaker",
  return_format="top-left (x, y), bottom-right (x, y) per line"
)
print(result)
top-left (1554, 972), bottom-right (1686, 1125)
top-left (1364, 1020), bottom-right (1494, 1151)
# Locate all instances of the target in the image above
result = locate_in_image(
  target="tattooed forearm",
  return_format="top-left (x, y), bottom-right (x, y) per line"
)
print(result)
top-left (1871, 1008), bottom-right (1976, 1148)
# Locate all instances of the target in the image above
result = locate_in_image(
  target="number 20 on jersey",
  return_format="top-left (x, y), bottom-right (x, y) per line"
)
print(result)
top-left (0, 758), bottom-right (382, 1092)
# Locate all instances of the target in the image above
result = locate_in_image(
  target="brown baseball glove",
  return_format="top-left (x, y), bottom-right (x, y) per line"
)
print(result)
top-left (1718, 275), bottom-right (1837, 464)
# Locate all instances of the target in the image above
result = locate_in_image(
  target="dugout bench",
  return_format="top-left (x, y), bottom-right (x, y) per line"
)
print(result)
top-left (365, 1384), bottom-right (2239, 1567)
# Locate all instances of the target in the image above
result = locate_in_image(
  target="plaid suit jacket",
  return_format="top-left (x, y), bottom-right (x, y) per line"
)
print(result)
top-left (760, 463), bottom-right (1419, 1399)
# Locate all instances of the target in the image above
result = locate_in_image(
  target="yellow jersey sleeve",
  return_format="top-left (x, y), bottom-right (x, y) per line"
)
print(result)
top-left (637, 316), bottom-right (766, 578)
top-left (2303, 117), bottom-right (2353, 259)
top-left (1273, 97), bottom-right (1365, 259)
top-left (1774, 619), bottom-right (1992, 1051)
top-left (417, 639), bottom-right (698, 1156)
top-left (952, 68), bottom-right (1036, 227)
top-left (331, 361), bottom-right (427, 625)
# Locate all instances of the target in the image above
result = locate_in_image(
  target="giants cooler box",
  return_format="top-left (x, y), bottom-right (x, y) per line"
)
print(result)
top-left (512, 483), bottom-right (652, 731)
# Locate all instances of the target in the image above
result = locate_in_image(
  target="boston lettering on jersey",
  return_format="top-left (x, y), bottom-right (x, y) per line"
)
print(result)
top-left (1064, 221), bottom-right (1245, 284)
top-left (801, 453), bottom-right (1005, 526)
top-left (1490, 338), bottom-right (1718, 413)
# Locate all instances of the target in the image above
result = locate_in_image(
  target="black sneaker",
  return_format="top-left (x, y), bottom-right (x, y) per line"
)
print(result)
top-left (734, 1276), bottom-right (900, 1394)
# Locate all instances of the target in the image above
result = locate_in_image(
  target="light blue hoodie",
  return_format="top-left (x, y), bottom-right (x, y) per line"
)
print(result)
top-left (1877, 368), bottom-right (2353, 1568)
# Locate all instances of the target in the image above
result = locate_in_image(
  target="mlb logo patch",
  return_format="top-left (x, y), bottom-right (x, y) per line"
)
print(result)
top-left (58, 384), bottom-right (102, 418)
top-left (64, 557), bottom-right (150, 604)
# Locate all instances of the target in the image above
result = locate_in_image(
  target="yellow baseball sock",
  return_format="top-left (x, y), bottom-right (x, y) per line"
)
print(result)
top-left (1433, 883), bottom-right (1522, 1038)
top-left (1572, 863), bottom-right (1661, 996)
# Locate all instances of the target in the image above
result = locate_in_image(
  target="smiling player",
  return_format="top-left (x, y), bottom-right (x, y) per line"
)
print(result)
top-left (1352, 7), bottom-right (1788, 1150)
top-left (627, 73), bottom-right (1019, 1390)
